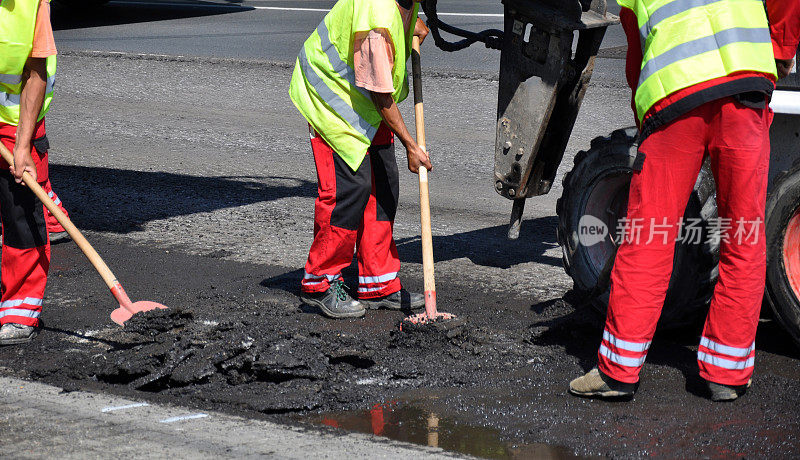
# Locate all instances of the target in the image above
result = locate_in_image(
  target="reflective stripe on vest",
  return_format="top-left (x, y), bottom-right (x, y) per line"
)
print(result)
top-left (0, 72), bottom-right (54, 108)
top-left (297, 45), bottom-right (378, 141)
top-left (638, 0), bottom-right (727, 51)
top-left (0, 56), bottom-right (56, 125)
top-left (623, 0), bottom-right (777, 121)
top-left (0, 73), bottom-right (22, 86)
top-left (0, 0), bottom-right (56, 125)
top-left (639, 27), bottom-right (771, 87)
top-left (289, 0), bottom-right (417, 171)
top-left (300, 18), bottom-right (379, 141)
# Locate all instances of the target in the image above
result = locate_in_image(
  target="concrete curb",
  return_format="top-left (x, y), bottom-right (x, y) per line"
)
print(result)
top-left (0, 375), bottom-right (464, 459)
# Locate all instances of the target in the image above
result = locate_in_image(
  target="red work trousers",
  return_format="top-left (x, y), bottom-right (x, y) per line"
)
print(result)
top-left (42, 178), bottom-right (68, 234)
top-left (0, 121), bottom-right (52, 327)
top-left (301, 124), bottom-right (402, 299)
top-left (598, 97), bottom-right (771, 386)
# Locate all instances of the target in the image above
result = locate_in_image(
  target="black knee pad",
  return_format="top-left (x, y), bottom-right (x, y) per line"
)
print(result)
top-left (0, 170), bottom-right (47, 249)
top-left (331, 152), bottom-right (372, 230)
top-left (369, 143), bottom-right (399, 222)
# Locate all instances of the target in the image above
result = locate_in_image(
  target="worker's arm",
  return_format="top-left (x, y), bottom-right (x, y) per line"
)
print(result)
top-left (414, 17), bottom-right (429, 44)
top-left (11, 57), bottom-right (47, 184)
top-left (371, 91), bottom-right (431, 174)
top-left (766, 0), bottom-right (800, 79)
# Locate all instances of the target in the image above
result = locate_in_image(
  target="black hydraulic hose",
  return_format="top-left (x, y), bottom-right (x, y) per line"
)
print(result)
top-left (421, 0), bottom-right (504, 51)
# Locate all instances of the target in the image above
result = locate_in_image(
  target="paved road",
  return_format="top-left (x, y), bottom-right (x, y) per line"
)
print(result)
top-left (53, 0), bottom-right (627, 74)
top-left (0, 376), bottom-right (459, 459)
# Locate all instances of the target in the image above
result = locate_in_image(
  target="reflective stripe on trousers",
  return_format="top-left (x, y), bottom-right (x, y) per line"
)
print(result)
top-left (598, 329), bottom-right (651, 372)
top-left (698, 337), bottom-right (756, 371)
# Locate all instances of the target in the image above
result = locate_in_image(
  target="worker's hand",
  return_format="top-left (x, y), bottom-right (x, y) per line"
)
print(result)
top-left (414, 17), bottom-right (429, 44)
top-left (405, 141), bottom-right (432, 174)
top-left (10, 142), bottom-right (37, 184)
top-left (776, 58), bottom-right (795, 79)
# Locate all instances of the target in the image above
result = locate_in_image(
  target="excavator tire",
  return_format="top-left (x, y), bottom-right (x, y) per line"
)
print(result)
top-left (765, 165), bottom-right (800, 348)
top-left (556, 127), bottom-right (719, 328)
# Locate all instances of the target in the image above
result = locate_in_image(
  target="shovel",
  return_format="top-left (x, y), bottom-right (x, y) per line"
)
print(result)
top-left (401, 36), bottom-right (456, 327)
top-left (0, 143), bottom-right (167, 326)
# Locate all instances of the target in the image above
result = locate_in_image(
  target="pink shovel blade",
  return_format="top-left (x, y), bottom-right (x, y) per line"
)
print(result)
top-left (109, 283), bottom-right (168, 326)
top-left (402, 311), bottom-right (455, 325)
top-left (110, 300), bottom-right (168, 326)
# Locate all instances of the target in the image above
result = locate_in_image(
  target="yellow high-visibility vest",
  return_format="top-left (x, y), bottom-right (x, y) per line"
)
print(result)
top-left (289, 0), bottom-right (418, 171)
top-left (618, 0), bottom-right (777, 122)
top-left (0, 0), bottom-right (56, 126)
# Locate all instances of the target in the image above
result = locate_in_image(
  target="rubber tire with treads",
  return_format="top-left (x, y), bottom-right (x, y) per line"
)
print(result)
top-left (556, 127), bottom-right (719, 328)
top-left (765, 166), bottom-right (800, 348)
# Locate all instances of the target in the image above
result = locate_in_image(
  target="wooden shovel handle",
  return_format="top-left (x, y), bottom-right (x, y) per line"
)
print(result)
top-left (411, 36), bottom-right (436, 306)
top-left (0, 143), bottom-right (119, 290)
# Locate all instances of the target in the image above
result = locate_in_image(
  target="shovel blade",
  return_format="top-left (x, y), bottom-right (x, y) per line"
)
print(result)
top-left (110, 301), bottom-right (168, 326)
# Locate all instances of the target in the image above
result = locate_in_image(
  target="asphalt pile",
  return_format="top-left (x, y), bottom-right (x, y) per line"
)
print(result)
top-left (29, 306), bottom-right (553, 414)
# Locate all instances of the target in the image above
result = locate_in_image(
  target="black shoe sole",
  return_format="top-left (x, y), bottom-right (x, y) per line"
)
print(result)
top-left (49, 232), bottom-right (71, 244)
top-left (568, 388), bottom-right (635, 400)
top-left (361, 298), bottom-right (425, 311)
top-left (300, 296), bottom-right (365, 319)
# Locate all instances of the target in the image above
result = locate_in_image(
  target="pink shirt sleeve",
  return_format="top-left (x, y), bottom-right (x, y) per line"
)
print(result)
top-left (31, 0), bottom-right (57, 58)
top-left (353, 29), bottom-right (395, 93)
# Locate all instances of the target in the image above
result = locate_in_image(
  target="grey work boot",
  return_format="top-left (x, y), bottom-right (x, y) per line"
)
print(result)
top-left (49, 231), bottom-right (71, 244)
top-left (0, 323), bottom-right (39, 345)
top-left (569, 368), bottom-right (636, 399)
top-left (361, 289), bottom-right (425, 310)
top-left (300, 280), bottom-right (365, 319)
top-left (706, 379), bottom-right (751, 402)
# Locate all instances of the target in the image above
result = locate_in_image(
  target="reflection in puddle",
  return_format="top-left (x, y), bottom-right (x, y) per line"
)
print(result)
top-left (305, 401), bottom-right (583, 459)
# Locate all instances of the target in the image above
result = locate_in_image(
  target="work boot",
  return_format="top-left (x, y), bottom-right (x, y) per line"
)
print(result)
top-left (706, 379), bottom-right (751, 402)
top-left (300, 280), bottom-right (365, 319)
top-left (569, 368), bottom-right (635, 399)
top-left (0, 323), bottom-right (39, 345)
top-left (361, 289), bottom-right (425, 310)
top-left (49, 231), bottom-right (71, 244)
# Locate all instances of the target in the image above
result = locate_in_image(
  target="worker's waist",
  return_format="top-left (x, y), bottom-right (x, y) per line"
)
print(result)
top-left (0, 118), bottom-right (47, 140)
top-left (640, 72), bottom-right (774, 141)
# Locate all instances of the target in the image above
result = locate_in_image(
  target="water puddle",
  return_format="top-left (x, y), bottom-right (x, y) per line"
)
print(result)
top-left (304, 401), bottom-right (583, 459)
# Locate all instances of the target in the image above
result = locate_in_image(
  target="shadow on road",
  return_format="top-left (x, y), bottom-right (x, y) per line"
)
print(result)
top-left (261, 216), bottom-right (562, 295)
top-left (395, 216), bottom-right (562, 269)
top-left (52, 0), bottom-right (254, 31)
top-left (50, 164), bottom-right (316, 233)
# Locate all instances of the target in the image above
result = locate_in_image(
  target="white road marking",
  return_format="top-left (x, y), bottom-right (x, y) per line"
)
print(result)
top-left (101, 402), bottom-right (150, 413)
top-left (160, 413), bottom-right (209, 423)
top-left (110, 1), bottom-right (504, 17)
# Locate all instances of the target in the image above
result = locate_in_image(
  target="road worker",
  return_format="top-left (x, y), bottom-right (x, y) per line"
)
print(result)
top-left (0, 0), bottom-right (62, 344)
top-left (289, 0), bottom-right (431, 318)
top-left (569, 0), bottom-right (800, 401)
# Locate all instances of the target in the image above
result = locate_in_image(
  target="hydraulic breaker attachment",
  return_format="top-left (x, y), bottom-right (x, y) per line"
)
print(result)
top-left (494, 0), bottom-right (617, 205)
top-left (422, 0), bottom-right (618, 239)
